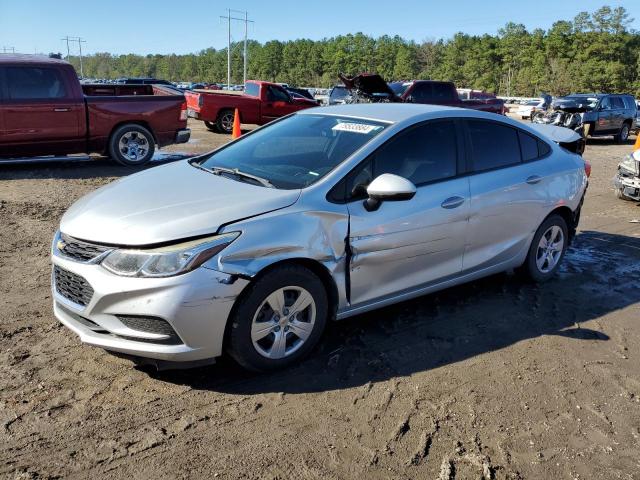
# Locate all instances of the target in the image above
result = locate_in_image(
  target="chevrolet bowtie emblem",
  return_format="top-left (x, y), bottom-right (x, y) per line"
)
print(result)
top-left (56, 239), bottom-right (66, 251)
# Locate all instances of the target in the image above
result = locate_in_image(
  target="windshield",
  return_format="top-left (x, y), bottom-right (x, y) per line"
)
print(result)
top-left (561, 95), bottom-right (599, 108)
top-left (329, 86), bottom-right (348, 100)
top-left (195, 114), bottom-right (387, 189)
top-left (389, 82), bottom-right (410, 96)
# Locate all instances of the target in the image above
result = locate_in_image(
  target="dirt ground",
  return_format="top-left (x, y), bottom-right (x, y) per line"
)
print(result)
top-left (1, 118), bottom-right (640, 480)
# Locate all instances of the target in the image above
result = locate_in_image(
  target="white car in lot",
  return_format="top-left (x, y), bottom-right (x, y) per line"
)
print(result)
top-left (51, 104), bottom-right (589, 372)
top-left (517, 99), bottom-right (545, 119)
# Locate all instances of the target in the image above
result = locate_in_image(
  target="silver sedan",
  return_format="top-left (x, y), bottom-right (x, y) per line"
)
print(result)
top-left (51, 104), bottom-right (589, 371)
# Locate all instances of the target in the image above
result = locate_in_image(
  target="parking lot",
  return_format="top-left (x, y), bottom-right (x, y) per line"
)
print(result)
top-left (1, 118), bottom-right (640, 479)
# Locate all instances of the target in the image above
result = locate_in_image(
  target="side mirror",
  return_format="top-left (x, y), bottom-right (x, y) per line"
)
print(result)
top-left (364, 174), bottom-right (416, 211)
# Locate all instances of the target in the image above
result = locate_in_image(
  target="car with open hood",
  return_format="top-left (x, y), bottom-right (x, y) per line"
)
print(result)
top-left (51, 104), bottom-right (588, 372)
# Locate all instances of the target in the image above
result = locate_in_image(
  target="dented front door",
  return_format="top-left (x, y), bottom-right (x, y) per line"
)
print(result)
top-left (347, 177), bottom-right (470, 306)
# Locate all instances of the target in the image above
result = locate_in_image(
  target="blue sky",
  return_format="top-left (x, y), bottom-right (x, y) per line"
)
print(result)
top-left (1, 0), bottom-right (637, 55)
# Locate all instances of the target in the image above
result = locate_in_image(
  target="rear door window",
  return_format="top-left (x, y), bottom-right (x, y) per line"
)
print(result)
top-left (518, 131), bottom-right (539, 162)
top-left (6, 67), bottom-right (67, 99)
top-left (467, 120), bottom-right (521, 171)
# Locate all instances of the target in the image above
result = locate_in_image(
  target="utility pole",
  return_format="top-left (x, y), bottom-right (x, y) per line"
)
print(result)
top-left (220, 9), bottom-right (254, 86)
top-left (61, 36), bottom-right (86, 77)
top-left (2, 46), bottom-right (16, 53)
top-left (61, 36), bottom-right (71, 59)
top-left (77, 37), bottom-right (86, 78)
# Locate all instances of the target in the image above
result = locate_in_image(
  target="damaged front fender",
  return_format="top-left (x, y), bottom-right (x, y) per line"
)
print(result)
top-left (202, 202), bottom-right (351, 310)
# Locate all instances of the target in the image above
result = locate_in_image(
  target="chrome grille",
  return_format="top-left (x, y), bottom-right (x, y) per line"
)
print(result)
top-left (54, 266), bottom-right (94, 307)
top-left (58, 233), bottom-right (111, 263)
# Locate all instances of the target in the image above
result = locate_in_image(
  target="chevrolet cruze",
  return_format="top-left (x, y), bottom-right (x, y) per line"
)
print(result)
top-left (51, 104), bottom-right (588, 371)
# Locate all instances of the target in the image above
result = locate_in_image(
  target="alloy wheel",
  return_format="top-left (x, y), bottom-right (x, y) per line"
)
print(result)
top-left (251, 286), bottom-right (316, 359)
top-left (535, 225), bottom-right (565, 273)
top-left (118, 131), bottom-right (149, 162)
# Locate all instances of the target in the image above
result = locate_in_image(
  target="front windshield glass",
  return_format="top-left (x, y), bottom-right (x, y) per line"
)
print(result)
top-left (330, 86), bottom-right (348, 100)
top-left (389, 82), bottom-right (410, 96)
top-left (195, 114), bottom-right (388, 189)
top-left (563, 95), bottom-right (599, 109)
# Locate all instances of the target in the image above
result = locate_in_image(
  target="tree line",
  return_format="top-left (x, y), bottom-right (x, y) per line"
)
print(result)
top-left (65, 5), bottom-right (640, 97)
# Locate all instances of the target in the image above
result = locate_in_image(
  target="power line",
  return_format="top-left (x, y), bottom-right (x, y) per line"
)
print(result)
top-left (220, 9), bottom-right (254, 86)
top-left (1, 46), bottom-right (15, 53)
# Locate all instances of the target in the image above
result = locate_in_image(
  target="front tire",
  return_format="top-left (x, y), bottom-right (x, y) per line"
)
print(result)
top-left (520, 215), bottom-right (568, 282)
top-left (108, 124), bottom-right (155, 166)
top-left (227, 265), bottom-right (328, 372)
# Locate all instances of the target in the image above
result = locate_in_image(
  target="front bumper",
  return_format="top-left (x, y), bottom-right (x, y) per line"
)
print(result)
top-left (51, 252), bottom-right (249, 362)
top-left (614, 172), bottom-right (640, 201)
top-left (175, 128), bottom-right (191, 144)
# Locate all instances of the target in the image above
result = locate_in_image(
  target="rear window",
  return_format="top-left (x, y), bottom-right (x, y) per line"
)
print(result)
top-left (6, 67), bottom-right (67, 99)
top-left (244, 82), bottom-right (260, 97)
top-left (468, 120), bottom-right (521, 171)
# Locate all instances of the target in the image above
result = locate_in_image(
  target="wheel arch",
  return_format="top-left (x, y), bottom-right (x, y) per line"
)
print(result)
top-left (106, 120), bottom-right (158, 152)
top-left (221, 257), bottom-right (340, 352)
top-left (545, 205), bottom-right (577, 241)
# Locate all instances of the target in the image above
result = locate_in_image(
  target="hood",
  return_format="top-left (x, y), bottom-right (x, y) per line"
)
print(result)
top-left (60, 160), bottom-right (300, 246)
top-left (339, 73), bottom-right (398, 99)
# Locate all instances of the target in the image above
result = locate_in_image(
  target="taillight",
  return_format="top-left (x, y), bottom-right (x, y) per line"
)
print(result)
top-left (180, 101), bottom-right (188, 121)
top-left (198, 94), bottom-right (204, 108)
top-left (584, 159), bottom-right (591, 178)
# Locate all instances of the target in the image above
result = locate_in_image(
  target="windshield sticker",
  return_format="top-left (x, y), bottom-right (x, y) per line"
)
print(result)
top-left (332, 122), bottom-right (382, 134)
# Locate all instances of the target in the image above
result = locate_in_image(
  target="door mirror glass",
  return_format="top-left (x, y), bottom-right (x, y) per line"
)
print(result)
top-left (365, 173), bottom-right (416, 211)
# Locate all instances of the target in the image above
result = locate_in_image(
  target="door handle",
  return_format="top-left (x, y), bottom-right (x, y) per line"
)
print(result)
top-left (526, 175), bottom-right (542, 185)
top-left (53, 108), bottom-right (70, 112)
top-left (441, 196), bottom-right (465, 209)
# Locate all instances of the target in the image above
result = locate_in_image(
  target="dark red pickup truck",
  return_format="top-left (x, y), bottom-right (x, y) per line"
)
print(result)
top-left (339, 73), bottom-right (506, 114)
top-left (0, 55), bottom-right (190, 165)
top-left (185, 80), bottom-right (317, 134)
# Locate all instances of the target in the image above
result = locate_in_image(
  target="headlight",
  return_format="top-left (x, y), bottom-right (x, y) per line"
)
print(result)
top-left (101, 232), bottom-right (239, 277)
top-left (619, 154), bottom-right (640, 176)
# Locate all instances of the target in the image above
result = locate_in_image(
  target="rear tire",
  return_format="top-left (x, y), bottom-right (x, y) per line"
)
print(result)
top-left (227, 265), bottom-right (328, 372)
top-left (615, 123), bottom-right (630, 144)
top-left (108, 124), bottom-right (155, 166)
top-left (216, 109), bottom-right (235, 134)
top-left (204, 120), bottom-right (219, 132)
top-left (519, 214), bottom-right (568, 283)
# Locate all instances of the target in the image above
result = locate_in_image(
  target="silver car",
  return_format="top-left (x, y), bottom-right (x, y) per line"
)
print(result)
top-left (51, 104), bottom-right (589, 371)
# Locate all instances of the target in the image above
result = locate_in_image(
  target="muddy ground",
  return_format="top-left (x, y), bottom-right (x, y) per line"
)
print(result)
top-left (1, 119), bottom-right (639, 480)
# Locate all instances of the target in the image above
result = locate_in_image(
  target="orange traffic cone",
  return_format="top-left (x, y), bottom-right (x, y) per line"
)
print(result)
top-left (633, 132), bottom-right (640, 152)
top-left (232, 108), bottom-right (241, 139)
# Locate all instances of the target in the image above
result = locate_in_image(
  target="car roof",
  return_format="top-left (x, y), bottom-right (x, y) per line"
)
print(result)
top-left (0, 54), bottom-right (70, 65)
top-left (297, 103), bottom-right (467, 124)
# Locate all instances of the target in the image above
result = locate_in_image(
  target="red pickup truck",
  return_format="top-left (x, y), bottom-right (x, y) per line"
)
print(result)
top-left (339, 73), bottom-right (506, 115)
top-left (0, 55), bottom-right (190, 166)
top-left (185, 80), bottom-right (318, 134)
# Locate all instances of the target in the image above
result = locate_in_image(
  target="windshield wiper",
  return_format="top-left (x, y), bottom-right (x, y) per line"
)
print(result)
top-left (209, 166), bottom-right (275, 188)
